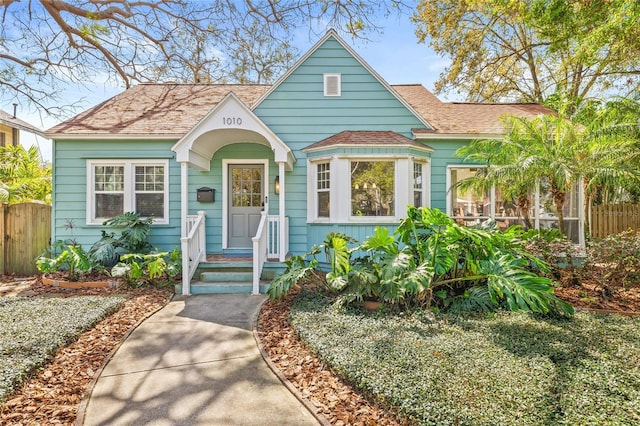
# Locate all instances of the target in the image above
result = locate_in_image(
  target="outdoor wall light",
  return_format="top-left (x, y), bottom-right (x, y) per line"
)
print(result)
top-left (274, 175), bottom-right (280, 195)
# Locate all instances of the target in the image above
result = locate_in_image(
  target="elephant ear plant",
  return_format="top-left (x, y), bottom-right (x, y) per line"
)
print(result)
top-left (269, 206), bottom-right (574, 317)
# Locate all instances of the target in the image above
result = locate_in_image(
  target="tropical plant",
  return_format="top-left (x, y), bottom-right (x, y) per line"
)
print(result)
top-left (0, 145), bottom-right (51, 204)
top-left (35, 242), bottom-right (92, 281)
top-left (111, 249), bottom-right (181, 288)
top-left (270, 206), bottom-right (574, 317)
top-left (88, 212), bottom-right (154, 267)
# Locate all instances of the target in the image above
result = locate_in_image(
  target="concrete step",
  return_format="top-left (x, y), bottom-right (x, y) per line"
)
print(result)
top-left (175, 280), bottom-right (271, 295)
top-left (200, 271), bottom-right (253, 282)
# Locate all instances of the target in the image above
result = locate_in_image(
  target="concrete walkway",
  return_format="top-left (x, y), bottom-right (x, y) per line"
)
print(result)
top-left (80, 294), bottom-right (319, 425)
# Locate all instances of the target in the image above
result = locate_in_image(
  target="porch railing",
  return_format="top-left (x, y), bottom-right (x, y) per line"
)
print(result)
top-left (181, 211), bottom-right (206, 295)
top-left (252, 214), bottom-right (288, 294)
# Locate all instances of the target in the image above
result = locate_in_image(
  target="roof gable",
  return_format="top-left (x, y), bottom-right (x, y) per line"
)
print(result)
top-left (253, 30), bottom-right (434, 131)
top-left (303, 130), bottom-right (434, 152)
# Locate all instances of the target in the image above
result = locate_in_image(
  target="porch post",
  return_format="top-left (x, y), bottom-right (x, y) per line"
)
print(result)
top-left (278, 162), bottom-right (286, 262)
top-left (180, 162), bottom-right (190, 296)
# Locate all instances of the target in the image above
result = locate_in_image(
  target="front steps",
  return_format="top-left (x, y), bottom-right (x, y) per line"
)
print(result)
top-left (174, 257), bottom-right (285, 295)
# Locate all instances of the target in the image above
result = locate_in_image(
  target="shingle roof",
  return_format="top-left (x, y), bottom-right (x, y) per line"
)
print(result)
top-left (0, 109), bottom-right (46, 137)
top-left (46, 83), bottom-right (554, 138)
top-left (303, 130), bottom-right (434, 152)
top-left (46, 84), bottom-right (270, 137)
top-left (392, 84), bottom-right (555, 135)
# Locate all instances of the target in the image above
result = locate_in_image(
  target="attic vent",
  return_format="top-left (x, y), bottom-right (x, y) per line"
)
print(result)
top-left (324, 73), bottom-right (341, 96)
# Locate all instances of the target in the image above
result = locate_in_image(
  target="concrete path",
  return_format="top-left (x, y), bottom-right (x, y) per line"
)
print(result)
top-left (80, 294), bottom-right (319, 425)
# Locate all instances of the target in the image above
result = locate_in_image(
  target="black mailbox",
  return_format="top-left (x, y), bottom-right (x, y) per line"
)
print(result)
top-left (197, 187), bottom-right (215, 203)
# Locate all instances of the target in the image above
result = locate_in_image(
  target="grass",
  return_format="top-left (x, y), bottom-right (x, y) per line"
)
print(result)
top-left (0, 295), bottom-right (125, 402)
top-left (290, 291), bottom-right (640, 426)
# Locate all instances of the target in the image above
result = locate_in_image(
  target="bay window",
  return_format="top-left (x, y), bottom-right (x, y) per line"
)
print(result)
top-left (88, 160), bottom-right (168, 224)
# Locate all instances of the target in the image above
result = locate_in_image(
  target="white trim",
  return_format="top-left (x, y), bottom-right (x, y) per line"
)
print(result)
top-left (86, 159), bottom-right (169, 225)
top-left (252, 29), bottom-right (434, 131)
top-left (303, 143), bottom-right (434, 154)
top-left (323, 73), bottom-right (341, 96)
top-left (221, 159), bottom-right (269, 250)
top-left (172, 92), bottom-right (295, 171)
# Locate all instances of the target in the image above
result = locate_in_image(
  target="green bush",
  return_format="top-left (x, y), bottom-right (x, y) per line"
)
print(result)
top-left (111, 249), bottom-right (181, 288)
top-left (35, 242), bottom-right (92, 281)
top-left (270, 206), bottom-right (574, 317)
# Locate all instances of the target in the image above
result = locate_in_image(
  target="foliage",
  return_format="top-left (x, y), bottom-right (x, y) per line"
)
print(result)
top-left (111, 249), bottom-right (181, 288)
top-left (413, 0), bottom-right (640, 108)
top-left (270, 206), bottom-right (573, 317)
top-left (518, 228), bottom-right (578, 279)
top-left (88, 212), bottom-right (154, 267)
top-left (290, 292), bottom-right (640, 425)
top-left (457, 111), bottom-right (640, 238)
top-left (0, 0), bottom-right (407, 114)
top-left (35, 242), bottom-right (92, 282)
top-left (267, 246), bottom-right (321, 300)
top-left (583, 230), bottom-right (640, 291)
top-left (0, 295), bottom-right (124, 403)
top-left (0, 145), bottom-right (51, 205)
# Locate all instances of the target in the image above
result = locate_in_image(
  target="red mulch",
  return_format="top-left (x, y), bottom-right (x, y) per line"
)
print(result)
top-left (1, 274), bottom-right (639, 426)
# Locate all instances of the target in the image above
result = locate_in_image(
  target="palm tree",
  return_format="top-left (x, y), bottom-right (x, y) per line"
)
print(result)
top-left (457, 110), bottom-right (639, 238)
top-left (0, 145), bottom-right (52, 204)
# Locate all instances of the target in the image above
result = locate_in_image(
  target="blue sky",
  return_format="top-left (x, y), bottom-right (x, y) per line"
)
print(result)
top-left (11, 13), bottom-right (453, 162)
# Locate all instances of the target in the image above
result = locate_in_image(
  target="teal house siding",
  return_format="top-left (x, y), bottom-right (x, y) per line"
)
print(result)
top-left (253, 35), bottom-right (428, 253)
top-left (52, 139), bottom-right (181, 251)
top-left (422, 139), bottom-right (476, 212)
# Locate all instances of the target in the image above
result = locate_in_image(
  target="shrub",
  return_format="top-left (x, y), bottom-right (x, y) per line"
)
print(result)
top-left (35, 242), bottom-right (92, 281)
top-left (89, 212), bottom-right (154, 267)
top-left (584, 229), bottom-right (640, 290)
top-left (111, 249), bottom-right (181, 288)
top-left (269, 206), bottom-right (574, 317)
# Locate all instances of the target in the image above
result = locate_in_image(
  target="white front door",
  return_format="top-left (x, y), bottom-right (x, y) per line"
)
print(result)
top-left (228, 164), bottom-right (264, 248)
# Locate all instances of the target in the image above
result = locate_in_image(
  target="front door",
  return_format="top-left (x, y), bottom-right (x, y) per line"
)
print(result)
top-left (228, 164), bottom-right (264, 248)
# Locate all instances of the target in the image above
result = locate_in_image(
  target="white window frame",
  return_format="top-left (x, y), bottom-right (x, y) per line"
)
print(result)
top-left (446, 165), bottom-right (584, 245)
top-left (412, 159), bottom-right (429, 208)
top-left (87, 159), bottom-right (169, 225)
top-left (316, 161), bottom-right (331, 218)
top-left (308, 154), bottom-right (422, 223)
top-left (323, 73), bottom-right (341, 96)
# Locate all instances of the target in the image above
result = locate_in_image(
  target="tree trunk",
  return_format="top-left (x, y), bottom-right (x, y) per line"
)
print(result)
top-left (516, 195), bottom-right (533, 230)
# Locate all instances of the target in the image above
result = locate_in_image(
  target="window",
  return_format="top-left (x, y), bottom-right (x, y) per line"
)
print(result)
top-left (351, 161), bottom-right (395, 217)
top-left (0, 132), bottom-right (5, 147)
top-left (324, 73), bottom-right (341, 96)
top-left (316, 162), bottom-right (330, 217)
top-left (448, 167), bottom-right (490, 225)
top-left (447, 166), bottom-right (582, 243)
top-left (413, 162), bottom-right (424, 208)
top-left (88, 160), bottom-right (168, 224)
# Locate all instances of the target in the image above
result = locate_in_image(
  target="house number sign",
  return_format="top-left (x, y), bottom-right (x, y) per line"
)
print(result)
top-left (222, 117), bottom-right (242, 126)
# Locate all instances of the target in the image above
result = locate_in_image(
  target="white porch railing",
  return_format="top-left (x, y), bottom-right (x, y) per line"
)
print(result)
top-left (252, 214), bottom-right (289, 294)
top-left (181, 211), bottom-right (206, 296)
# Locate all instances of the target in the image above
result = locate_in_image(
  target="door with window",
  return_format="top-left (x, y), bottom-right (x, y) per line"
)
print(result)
top-left (228, 164), bottom-right (264, 248)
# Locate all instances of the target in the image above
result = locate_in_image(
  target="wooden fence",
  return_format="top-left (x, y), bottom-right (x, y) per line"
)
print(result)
top-left (1, 202), bottom-right (51, 275)
top-left (590, 204), bottom-right (640, 238)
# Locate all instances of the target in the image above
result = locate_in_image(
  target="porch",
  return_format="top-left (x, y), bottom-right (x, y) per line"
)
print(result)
top-left (178, 211), bottom-right (289, 295)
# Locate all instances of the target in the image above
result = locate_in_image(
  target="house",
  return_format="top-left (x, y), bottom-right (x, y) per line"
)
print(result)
top-left (46, 30), bottom-right (580, 295)
top-left (0, 105), bottom-right (46, 147)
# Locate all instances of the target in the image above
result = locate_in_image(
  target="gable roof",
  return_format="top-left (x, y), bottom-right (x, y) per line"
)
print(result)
top-left (46, 84), bottom-right (270, 138)
top-left (0, 109), bottom-right (46, 138)
top-left (303, 130), bottom-right (434, 152)
top-left (252, 29), bottom-right (435, 131)
top-left (393, 85), bottom-right (555, 136)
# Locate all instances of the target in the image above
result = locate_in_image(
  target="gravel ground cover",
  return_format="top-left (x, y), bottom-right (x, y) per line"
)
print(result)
top-left (0, 296), bottom-right (124, 402)
top-left (289, 290), bottom-right (640, 426)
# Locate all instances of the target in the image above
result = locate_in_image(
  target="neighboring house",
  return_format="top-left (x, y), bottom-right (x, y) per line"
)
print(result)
top-left (0, 106), bottom-right (46, 147)
top-left (46, 30), bottom-right (580, 295)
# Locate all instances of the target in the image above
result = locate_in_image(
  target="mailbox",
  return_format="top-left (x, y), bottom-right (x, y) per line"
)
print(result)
top-left (197, 187), bottom-right (215, 203)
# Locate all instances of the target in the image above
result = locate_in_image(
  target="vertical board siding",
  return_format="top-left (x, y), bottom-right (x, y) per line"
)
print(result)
top-left (254, 36), bottom-right (426, 254)
top-left (2, 203), bottom-right (51, 275)
top-left (591, 204), bottom-right (640, 238)
top-left (53, 140), bottom-right (181, 251)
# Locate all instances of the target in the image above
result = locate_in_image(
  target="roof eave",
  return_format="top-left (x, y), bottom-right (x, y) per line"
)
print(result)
top-left (44, 132), bottom-right (182, 140)
top-left (302, 143), bottom-right (434, 154)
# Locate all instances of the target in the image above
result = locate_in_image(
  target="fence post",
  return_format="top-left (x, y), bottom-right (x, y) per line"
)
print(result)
top-left (0, 203), bottom-right (6, 275)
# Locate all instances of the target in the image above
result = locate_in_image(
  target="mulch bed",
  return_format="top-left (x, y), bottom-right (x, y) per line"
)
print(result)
top-left (1, 275), bottom-right (639, 425)
top-left (0, 278), bottom-right (171, 425)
